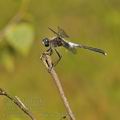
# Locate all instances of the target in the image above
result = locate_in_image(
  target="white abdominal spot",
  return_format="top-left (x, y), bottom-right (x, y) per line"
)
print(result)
top-left (68, 42), bottom-right (78, 47)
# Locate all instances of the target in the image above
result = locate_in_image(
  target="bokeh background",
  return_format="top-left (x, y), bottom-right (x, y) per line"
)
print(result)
top-left (0, 0), bottom-right (120, 120)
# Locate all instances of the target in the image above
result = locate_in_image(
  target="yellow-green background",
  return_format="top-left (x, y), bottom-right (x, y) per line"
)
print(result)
top-left (0, 0), bottom-right (120, 120)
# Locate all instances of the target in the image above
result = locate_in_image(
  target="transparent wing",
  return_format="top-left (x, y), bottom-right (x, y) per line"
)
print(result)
top-left (48, 27), bottom-right (69, 38)
top-left (64, 45), bottom-right (77, 54)
top-left (57, 27), bottom-right (69, 38)
top-left (48, 27), bottom-right (59, 36)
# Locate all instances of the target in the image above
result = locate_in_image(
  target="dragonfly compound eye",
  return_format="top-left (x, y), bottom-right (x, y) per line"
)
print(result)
top-left (42, 38), bottom-right (49, 47)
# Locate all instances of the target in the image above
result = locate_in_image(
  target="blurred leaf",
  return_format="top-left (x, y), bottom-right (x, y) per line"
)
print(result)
top-left (0, 49), bottom-right (15, 72)
top-left (5, 23), bottom-right (35, 56)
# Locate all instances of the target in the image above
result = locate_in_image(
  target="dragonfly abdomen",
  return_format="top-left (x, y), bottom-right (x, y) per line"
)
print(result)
top-left (78, 45), bottom-right (107, 55)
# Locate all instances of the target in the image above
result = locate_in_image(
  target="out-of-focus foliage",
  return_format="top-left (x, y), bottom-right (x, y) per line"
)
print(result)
top-left (5, 23), bottom-right (34, 56)
top-left (0, 48), bottom-right (15, 72)
top-left (0, 0), bottom-right (120, 120)
top-left (0, 0), bottom-right (35, 72)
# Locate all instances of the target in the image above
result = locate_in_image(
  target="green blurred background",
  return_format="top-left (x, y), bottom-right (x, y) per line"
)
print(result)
top-left (0, 0), bottom-right (120, 120)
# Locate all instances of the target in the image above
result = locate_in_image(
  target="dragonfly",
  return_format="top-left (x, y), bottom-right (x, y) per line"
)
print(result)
top-left (42, 27), bottom-right (107, 67)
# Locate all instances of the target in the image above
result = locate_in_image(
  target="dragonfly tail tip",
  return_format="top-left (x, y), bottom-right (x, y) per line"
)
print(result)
top-left (104, 52), bottom-right (107, 56)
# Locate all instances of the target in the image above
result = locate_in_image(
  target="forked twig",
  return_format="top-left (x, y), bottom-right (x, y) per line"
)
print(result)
top-left (0, 88), bottom-right (36, 120)
top-left (40, 53), bottom-right (76, 120)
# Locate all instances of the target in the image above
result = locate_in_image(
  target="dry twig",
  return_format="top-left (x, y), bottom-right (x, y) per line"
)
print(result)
top-left (0, 88), bottom-right (36, 120)
top-left (40, 53), bottom-right (76, 120)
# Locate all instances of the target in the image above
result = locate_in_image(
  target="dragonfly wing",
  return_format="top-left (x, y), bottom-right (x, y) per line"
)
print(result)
top-left (48, 27), bottom-right (59, 36)
top-left (58, 27), bottom-right (69, 38)
top-left (65, 45), bottom-right (77, 54)
top-left (48, 27), bottom-right (69, 38)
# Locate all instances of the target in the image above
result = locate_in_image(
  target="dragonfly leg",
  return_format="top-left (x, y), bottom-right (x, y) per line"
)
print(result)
top-left (46, 47), bottom-right (53, 55)
top-left (40, 47), bottom-right (53, 71)
top-left (42, 48), bottom-right (61, 71)
top-left (40, 47), bottom-right (52, 60)
top-left (45, 48), bottom-right (54, 70)
top-left (53, 48), bottom-right (62, 67)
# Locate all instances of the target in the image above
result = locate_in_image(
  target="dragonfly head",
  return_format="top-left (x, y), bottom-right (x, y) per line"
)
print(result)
top-left (42, 38), bottom-right (50, 47)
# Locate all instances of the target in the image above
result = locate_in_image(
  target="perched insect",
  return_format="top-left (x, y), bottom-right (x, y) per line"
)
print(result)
top-left (42, 27), bottom-right (107, 67)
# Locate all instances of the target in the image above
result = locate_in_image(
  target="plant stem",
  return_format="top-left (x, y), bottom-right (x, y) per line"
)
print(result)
top-left (0, 88), bottom-right (36, 120)
top-left (41, 53), bottom-right (76, 120)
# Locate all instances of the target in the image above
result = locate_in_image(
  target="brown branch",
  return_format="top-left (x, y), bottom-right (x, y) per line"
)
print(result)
top-left (40, 53), bottom-right (76, 120)
top-left (0, 88), bottom-right (36, 120)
